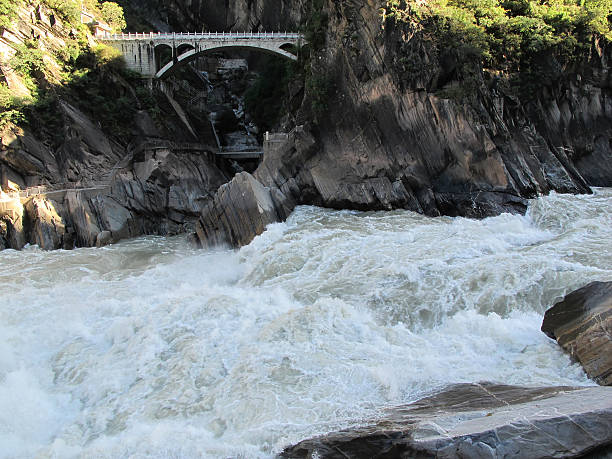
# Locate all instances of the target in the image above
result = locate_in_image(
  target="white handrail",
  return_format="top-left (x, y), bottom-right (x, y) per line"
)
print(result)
top-left (99, 31), bottom-right (304, 41)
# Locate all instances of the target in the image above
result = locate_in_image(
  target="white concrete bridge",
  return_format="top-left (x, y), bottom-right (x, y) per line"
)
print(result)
top-left (100, 32), bottom-right (305, 78)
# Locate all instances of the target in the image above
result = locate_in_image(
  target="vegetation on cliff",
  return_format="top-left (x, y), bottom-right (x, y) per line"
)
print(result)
top-left (382, 0), bottom-right (611, 94)
top-left (0, 0), bottom-right (158, 141)
top-left (0, 0), bottom-right (21, 29)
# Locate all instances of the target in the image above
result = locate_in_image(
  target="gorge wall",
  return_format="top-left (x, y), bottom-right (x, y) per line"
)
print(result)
top-left (255, 0), bottom-right (611, 218)
top-left (118, 0), bottom-right (306, 32)
top-left (0, 2), bottom-right (230, 250)
top-left (192, 0), bottom-right (612, 247)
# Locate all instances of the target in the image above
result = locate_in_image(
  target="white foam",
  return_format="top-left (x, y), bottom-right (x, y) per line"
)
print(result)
top-left (0, 190), bottom-right (610, 458)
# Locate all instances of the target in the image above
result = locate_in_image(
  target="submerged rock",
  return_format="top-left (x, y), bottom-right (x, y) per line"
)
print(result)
top-left (281, 383), bottom-right (612, 459)
top-left (195, 172), bottom-right (293, 248)
top-left (542, 281), bottom-right (612, 386)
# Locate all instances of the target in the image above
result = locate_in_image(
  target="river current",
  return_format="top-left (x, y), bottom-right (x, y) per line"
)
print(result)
top-left (1, 189), bottom-right (611, 458)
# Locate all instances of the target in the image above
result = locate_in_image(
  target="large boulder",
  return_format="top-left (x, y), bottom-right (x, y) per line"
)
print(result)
top-left (281, 383), bottom-right (612, 459)
top-left (24, 196), bottom-right (73, 250)
top-left (542, 281), bottom-right (612, 386)
top-left (0, 197), bottom-right (26, 249)
top-left (195, 172), bottom-right (293, 248)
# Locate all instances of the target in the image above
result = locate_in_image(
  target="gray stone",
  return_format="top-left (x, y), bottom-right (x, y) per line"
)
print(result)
top-left (95, 230), bottom-right (112, 247)
top-left (0, 198), bottom-right (26, 249)
top-left (195, 172), bottom-right (293, 248)
top-left (65, 191), bottom-right (101, 248)
top-left (281, 383), bottom-right (612, 459)
top-left (542, 282), bottom-right (612, 385)
top-left (24, 197), bottom-right (67, 250)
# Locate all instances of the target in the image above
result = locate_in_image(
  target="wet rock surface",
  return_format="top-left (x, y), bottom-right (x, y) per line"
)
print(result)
top-left (542, 281), bottom-right (612, 386)
top-left (195, 171), bottom-right (293, 248)
top-left (281, 383), bottom-right (612, 459)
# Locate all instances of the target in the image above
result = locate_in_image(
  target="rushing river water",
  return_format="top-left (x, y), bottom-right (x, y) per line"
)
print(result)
top-left (1, 189), bottom-right (611, 458)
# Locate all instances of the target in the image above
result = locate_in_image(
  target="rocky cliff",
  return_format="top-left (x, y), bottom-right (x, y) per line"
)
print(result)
top-left (261, 0), bottom-right (610, 217)
top-left (2, 0), bottom-right (611, 251)
top-left (282, 383), bottom-right (612, 458)
top-left (191, 0), bottom-right (611, 247)
top-left (0, 2), bottom-right (233, 250)
top-left (542, 281), bottom-right (612, 386)
top-left (118, 0), bottom-right (305, 33)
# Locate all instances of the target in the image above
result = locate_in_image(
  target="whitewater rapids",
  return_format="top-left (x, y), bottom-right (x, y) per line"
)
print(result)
top-left (1, 189), bottom-right (610, 458)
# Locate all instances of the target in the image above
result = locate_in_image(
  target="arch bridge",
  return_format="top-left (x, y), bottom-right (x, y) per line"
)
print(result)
top-left (100, 32), bottom-right (305, 78)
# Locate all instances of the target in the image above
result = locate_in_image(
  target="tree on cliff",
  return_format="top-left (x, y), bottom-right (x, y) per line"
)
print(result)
top-left (101, 1), bottom-right (126, 32)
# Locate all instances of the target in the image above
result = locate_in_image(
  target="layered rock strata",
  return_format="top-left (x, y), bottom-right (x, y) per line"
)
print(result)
top-left (281, 383), bottom-right (612, 459)
top-left (542, 281), bottom-right (612, 386)
top-left (194, 171), bottom-right (293, 248)
top-left (194, 0), bottom-right (611, 248)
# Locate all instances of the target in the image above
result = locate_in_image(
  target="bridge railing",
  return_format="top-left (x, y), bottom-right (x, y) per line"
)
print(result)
top-left (99, 31), bottom-right (304, 41)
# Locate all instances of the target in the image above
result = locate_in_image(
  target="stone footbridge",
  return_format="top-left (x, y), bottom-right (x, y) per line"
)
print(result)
top-left (100, 32), bottom-right (305, 78)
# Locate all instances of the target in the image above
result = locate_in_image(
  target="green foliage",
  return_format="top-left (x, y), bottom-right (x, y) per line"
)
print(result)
top-left (0, 0), bottom-right (156, 142)
top-left (43, 0), bottom-right (81, 26)
top-left (383, 0), bottom-right (612, 96)
top-left (0, 0), bottom-right (21, 29)
top-left (10, 40), bottom-right (46, 91)
top-left (384, 0), bottom-right (612, 65)
top-left (305, 73), bottom-right (332, 120)
top-left (0, 84), bottom-right (27, 128)
top-left (82, 0), bottom-right (102, 16)
top-left (101, 1), bottom-right (126, 32)
top-left (93, 44), bottom-right (125, 70)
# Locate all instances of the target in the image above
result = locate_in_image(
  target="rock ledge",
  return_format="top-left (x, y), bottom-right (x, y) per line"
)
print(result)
top-left (542, 281), bottom-right (612, 385)
top-left (281, 382), bottom-right (612, 459)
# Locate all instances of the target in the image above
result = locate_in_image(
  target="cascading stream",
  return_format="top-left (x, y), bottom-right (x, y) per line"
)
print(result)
top-left (0, 189), bottom-right (610, 458)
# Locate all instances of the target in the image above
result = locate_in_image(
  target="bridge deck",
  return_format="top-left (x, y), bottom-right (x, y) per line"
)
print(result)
top-left (100, 31), bottom-right (302, 41)
top-left (99, 31), bottom-right (305, 77)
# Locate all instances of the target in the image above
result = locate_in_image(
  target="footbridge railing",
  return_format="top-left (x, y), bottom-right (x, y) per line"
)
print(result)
top-left (102, 32), bottom-right (303, 41)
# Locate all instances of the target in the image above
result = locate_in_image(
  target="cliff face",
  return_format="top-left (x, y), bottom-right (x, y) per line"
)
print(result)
top-left (192, 0), bottom-right (611, 247)
top-left (119, 0), bottom-right (305, 32)
top-left (257, 0), bottom-right (610, 218)
top-left (2, 0), bottom-right (611, 251)
top-left (0, 2), bottom-right (229, 250)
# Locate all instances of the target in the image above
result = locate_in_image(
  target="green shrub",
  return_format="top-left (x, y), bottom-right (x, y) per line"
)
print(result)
top-left (306, 73), bottom-right (332, 120)
top-left (101, 1), bottom-right (126, 32)
top-left (0, 84), bottom-right (27, 128)
top-left (43, 0), bottom-right (81, 26)
top-left (93, 44), bottom-right (125, 70)
top-left (383, 0), bottom-right (612, 95)
top-left (244, 57), bottom-right (297, 132)
top-left (0, 0), bottom-right (21, 29)
top-left (304, 0), bottom-right (329, 50)
top-left (10, 40), bottom-right (46, 89)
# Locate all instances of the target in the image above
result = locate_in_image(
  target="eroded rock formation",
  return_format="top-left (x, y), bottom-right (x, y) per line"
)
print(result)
top-left (4, 0), bottom-right (612, 251)
top-left (281, 383), bottom-right (612, 459)
top-left (194, 0), bottom-right (610, 248)
top-left (542, 281), bottom-right (612, 386)
top-left (195, 171), bottom-right (292, 248)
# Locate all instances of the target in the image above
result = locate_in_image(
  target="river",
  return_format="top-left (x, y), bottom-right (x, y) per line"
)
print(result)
top-left (1, 188), bottom-right (610, 458)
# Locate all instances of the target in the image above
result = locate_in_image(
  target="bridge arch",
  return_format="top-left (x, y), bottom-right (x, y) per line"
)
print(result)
top-left (100, 32), bottom-right (305, 79)
top-left (154, 43), bottom-right (173, 72)
top-left (155, 41), bottom-right (300, 79)
top-left (176, 43), bottom-right (195, 57)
